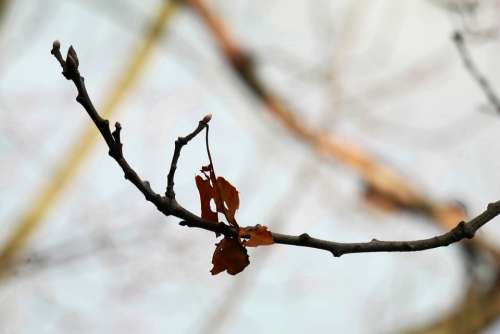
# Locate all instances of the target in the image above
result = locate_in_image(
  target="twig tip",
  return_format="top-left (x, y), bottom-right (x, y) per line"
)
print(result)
top-left (201, 113), bottom-right (212, 124)
top-left (52, 40), bottom-right (61, 51)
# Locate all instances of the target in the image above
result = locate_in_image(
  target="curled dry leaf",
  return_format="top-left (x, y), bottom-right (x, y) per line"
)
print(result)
top-left (195, 163), bottom-right (249, 275)
top-left (211, 237), bottom-right (249, 275)
top-left (239, 224), bottom-right (274, 247)
top-left (195, 165), bottom-right (240, 226)
top-left (216, 176), bottom-right (239, 224)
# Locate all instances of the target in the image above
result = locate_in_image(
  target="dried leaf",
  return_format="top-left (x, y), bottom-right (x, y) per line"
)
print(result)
top-left (239, 224), bottom-right (274, 247)
top-left (195, 164), bottom-right (240, 227)
top-left (205, 166), bottom-right (225, 215)
top-left (195, 175), bottom-right (218, 223)
top-left (211, 237), bottom-right (249, 275)
top-left (217, 176), bottom-right (239, 224)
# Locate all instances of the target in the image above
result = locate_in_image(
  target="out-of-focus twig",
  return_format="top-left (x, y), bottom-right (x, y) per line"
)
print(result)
top-left (0, 0), bottom-right (8, 22)
top-left (0, 0), bottom-right (180, 279)
top-left (0, 0), bottom-right (10, 24)
top-left (453, 31), bottom-right (500, 114)
top-left (406, 284), bottom-right (500, 334)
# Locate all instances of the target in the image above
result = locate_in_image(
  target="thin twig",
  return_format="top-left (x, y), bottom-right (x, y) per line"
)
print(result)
top-left (51, 41), bottom-right (233, 238)
top-left (166, 114), bottom-right (210, 198)
top-left (204, 122), bottom-right (215, 169)
top-left (202, 122), bottom-right (237, 226)
top-left (52, 41), bottom-right (500, 262)
top-left (453, 31), bottom-right (500, 113)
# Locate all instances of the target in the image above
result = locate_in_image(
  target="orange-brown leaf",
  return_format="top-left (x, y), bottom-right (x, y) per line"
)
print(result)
top-left (195, 175), bottom-right (218, 223)
top-left (195, 165), bottom-right (240, 227)
top-left (216, 176), bottom-right (239, 225)
top-left (211, 237), bottom-right (249, 275)
top-left (239, 224), bottom-right (274, 247)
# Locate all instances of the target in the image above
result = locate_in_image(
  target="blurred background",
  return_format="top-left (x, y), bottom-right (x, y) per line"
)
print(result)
top-left (1, 0), bottom-right (500, 333)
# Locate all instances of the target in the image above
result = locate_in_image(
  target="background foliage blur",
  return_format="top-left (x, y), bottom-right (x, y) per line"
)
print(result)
top-left (1, 0), bottom-right (500, 333)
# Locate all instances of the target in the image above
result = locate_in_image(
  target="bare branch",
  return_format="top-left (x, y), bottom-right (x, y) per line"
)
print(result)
top-left (51, 41), bottom-right (233, 238)
top-left (272, 201), bottom-right (500, 257)
top-left (52, 41), bottom-right (500, 266)
top-left (166, 114), bottom-right (211, 199)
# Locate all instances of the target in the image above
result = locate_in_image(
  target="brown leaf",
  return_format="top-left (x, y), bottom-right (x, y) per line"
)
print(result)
top-left (205, 166), bottom-right (225, 215)
top-left (195, 175), bottom-right (218, 223)
top-left (239, 224), bottom-right (274, 247)
top-left (195, 165), bottom-right (240, 227)
top-left (211, 237), bottom-right (249, 275)
top-left (216, 176), bottom-right (239, 225)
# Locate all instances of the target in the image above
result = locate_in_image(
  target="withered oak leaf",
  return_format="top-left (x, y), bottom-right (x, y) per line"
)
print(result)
top-left (239, 224), bottom-right (274, 247)
top-left (211, 237), bottom-right (250, 275)
top-left (195, 175), bottom-right (219, 223)
top-left (216, 176), bottom-right (239, 224)
top-left (195, 165), bottom-right (240, 226)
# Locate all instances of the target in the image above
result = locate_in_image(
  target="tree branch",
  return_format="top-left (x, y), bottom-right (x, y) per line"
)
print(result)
top-left (272, 201), bottom-right (500, 257)
top-left (453, 31), bottom-right (500, 114)
top-left (51, 41), bottom-right (233, 238)
top-left (166, 114), bottom-right (211, 199)
top-left (52, 41), bottom-right (500, 263)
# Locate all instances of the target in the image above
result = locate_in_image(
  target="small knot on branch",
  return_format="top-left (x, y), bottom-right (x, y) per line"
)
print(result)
top-left (176, 136), bottom-right (188, 146)
top-left (299, 233), bottom-right (311, 242)
top-left (112, 122), bottom-right (122, 144)
top-left (142, 181), bottom-right (152, 191)
top-left (331, 249), bottom-right (342, 257)
top-left (457, 221), bottom-right (475, 239)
